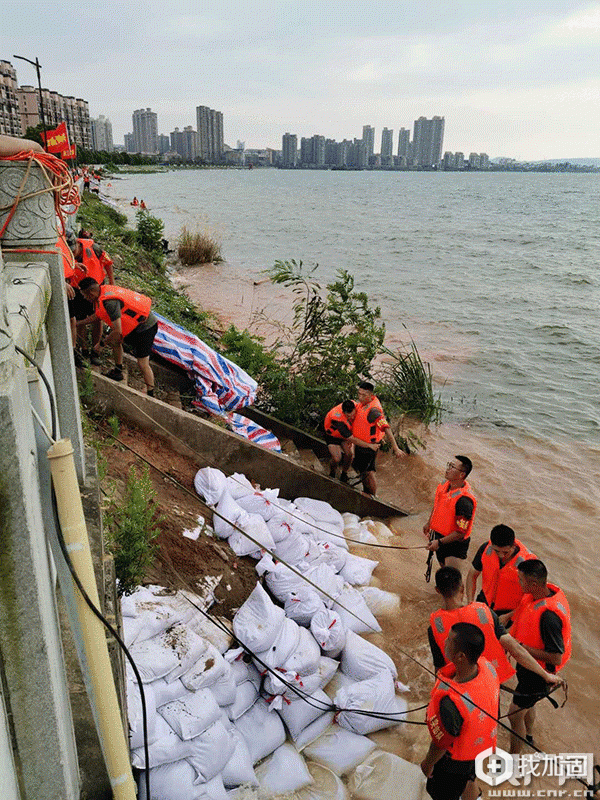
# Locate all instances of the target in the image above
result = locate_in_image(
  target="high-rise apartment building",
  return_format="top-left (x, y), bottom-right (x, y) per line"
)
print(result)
top-left (91, 115), bottom-right (113, 151)
top-left (381, 128), bottom-right (394, 161)
top-left (157, 134), bottom-right (171, 155)
top-left (362, 125), bottom-right (375, 161)
top-left (124, 133), bottom-right (135, 153)
top-left (0, 60), bottom-right (22, 137)
top-left (282, 132), bottom-right (298, 166)
top-left (17, 85), bottom-right (91, 148)
top-left (132, 108), bottom-right (158, 154)
top-left (397, 127), bottom-right (411, 160)
top-left (196, 105), bottom-right (224, 163)
top-left (412, 116), bottom-right (444, 167)
top-left (171, 126), bottom-right (199, 161)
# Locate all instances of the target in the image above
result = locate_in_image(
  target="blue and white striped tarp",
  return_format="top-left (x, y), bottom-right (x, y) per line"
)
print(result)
top-left (152, 314), bottom-right (281, 452)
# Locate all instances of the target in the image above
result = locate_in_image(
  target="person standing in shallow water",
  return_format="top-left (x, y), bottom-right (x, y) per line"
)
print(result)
top-left (348, 381), bottom-right (403, 496)
top-left (423, 456), bottom-right (476, 575)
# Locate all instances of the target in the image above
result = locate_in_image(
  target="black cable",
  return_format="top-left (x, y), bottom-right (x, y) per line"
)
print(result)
top-left (20, 346), bottom-right (150, 800)
top-left (15, 344), bottom-right (57, 441)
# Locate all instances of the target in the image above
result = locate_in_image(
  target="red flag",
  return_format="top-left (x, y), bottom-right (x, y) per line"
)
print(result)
top-left (60, 144), bottom-right (76, 160)
top-left (41, 122), bottom-right (70, 154)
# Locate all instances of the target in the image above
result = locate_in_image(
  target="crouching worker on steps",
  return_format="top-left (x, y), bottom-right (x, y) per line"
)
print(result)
top-left (77, 278), bottom-right (158, 396)
top-left (323, 399), bottom-right (357, 482)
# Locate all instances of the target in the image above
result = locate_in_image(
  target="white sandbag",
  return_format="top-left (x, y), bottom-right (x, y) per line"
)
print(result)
top-left (340, 630), bottom-right (398, 681)
top-left (132, 715), bottom-right (196, 768)
top-left (284, 588), bottom-right (326, 626)
top-left (363, 519), bottom-right (393, 539)
top-left (137, 758), bottom-right (207, 800)
top-left (339, 553), bottom-right (379, 586)
top-left (236, 489), bottom-right (280, 521)
top-left (226, 654), bottom-right (261, 688)
top-left (145, 586), bottom-right (201, 626)
top-left (232, 583), bottom-right (285, 652)
top-left (187, 719), bottom-right (236, 783)
top-left (157, 624), bottom-right (208, 682)
top-left (121, 596), bottom-right (181, 646)
top-left (152, 677), bottom-right (194, 708)
top-left (302, 723), bottom-right (377, 776)
top-left (308, 541), bottom-right (347, 572)
top-left (315, 656), bottom-right (339, 690)
top-left (262, 559), bottom-right (306, 602)
top-left (351, 523), bottom-right (378, 545)
top-left (293, 710), bottom-right (336, 751)
top-left (225, 472), bottom-right (255, 500)
top-left (229, 513), bottom-right (275, 557)
top-left (273, 528), bottom-right (311, 564)
top-left (181, 643), bottom-right (228, 692)
top-left (267, 514), bottom-right (304, 544)
top-left (254, 616), bottom-right (301, 672)
top-left (193, 775), bottom-right (229, 800)
top-left (341, 512), bottom-right (360, 527)
top-left (127, 680), bottom-right (158, 750)
top-left (187, 612), bottom-right (233, 653)
top-left (214, 491), bottom-right (245, 539)
top-left (303, 563), bottom-right (344, 607)
top-left (221, 727), bottom-right (259, 788)
top-left (194, 467), bottom-right (228, 505)
top-left (254, 743), bottom-right (313, 798)
top-left (282, 627), bottom-right (321, 676)
top-left (227, 680), bottom-right (259, 720)
top-left (210, 663), bottom-right (238, 706)
top-left (263, 667), bottom-right (308, 698)
top-left (121, 586), bottom-right (153, 617)
top-left (158, 689), bottom-right (221, 740)
top-left (235, 699), bottom-right (287, 764)
top-left (347, 750), bottom-right (425, 800)
top-left (310, 609), bottom-right (346, 658)
top-left (334, 671), bottom-right (406, 735)
top-left (277, 689), bottom-right (331, 740)
top-left (305, 520), bottom-right (348, 551)
top-left (294, 498), bottom-right (344, 530)
top-left (295, 761), bottom-right (348, 800)
top-left (356, 586), bottom-right (400, 616)
top-left (332, 585), bottom-right (381, 634)
top-left (129, 636), bottom-right (181, 683)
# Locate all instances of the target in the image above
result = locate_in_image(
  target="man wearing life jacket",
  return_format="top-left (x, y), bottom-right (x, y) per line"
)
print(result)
top-left (503, 559), bottom-right (571, 753)
top-left (348, 381), bottom-right (403, 496)
top-left (421, 622), bottom-right (499, 800)
top-left (69, 237), bottom-right (116, 364)
top-left (466, 524), bottom-right (536, 615)
top-left (78, 279), bottom-right (158, 396)
top-left (323, 399), bottom-right (357, 482)
top-left (423, 456), bottom-right (476, 573)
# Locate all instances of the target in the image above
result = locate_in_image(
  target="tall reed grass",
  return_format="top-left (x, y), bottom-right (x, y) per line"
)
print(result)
top-left (177, 225), bottom-right (222, 265)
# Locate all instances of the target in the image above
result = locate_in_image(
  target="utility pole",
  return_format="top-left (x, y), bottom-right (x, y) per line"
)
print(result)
top-left (13, 54), bottom-right (47, 151)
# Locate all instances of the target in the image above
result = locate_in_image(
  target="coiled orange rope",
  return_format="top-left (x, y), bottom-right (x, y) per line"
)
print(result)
top-left (0, 150), bottom-right (80, 239)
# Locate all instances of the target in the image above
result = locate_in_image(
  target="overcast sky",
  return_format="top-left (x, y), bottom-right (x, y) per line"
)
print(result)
top-left (4, 1), bottom-right (600, 159)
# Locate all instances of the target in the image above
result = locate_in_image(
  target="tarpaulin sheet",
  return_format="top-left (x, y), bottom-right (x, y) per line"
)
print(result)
top-left (152, 314), bottom-right (281, 452)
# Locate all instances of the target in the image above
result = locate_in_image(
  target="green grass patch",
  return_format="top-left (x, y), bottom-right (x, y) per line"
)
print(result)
top-left (177, 225), bottom-right (223, 265)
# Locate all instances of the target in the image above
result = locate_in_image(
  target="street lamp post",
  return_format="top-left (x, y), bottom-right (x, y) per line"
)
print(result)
top-left (13, 54), bottom-right (47, 151)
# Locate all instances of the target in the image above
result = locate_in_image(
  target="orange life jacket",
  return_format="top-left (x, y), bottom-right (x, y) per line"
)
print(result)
top-left (324, 403), bottom-right (355, 439)
top-left (427, 658), bottom-right (499, 761)
top-left (94, 285), bottom-right (152, 337)
top-left (480, 539), bottom-right (536, 612)
top-left (56, 235), bottom-right (75, 280)
top-left (511, 584), bottom-right (571, 672)
top-left (430, 603), bottom-right (515, 684)
top-left (352, 396), bottom-right (387, 444)
top-left (429, 480), bottom-right (477, 539)
top-left (70, 238), bottom-right (106, 287)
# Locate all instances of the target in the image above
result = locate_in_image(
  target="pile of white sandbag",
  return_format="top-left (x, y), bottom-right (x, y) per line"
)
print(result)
top-left (122, 469), bottom-right (424, 800)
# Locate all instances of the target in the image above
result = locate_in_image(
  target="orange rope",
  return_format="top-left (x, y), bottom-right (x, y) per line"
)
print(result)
top-left (0, 150), bottom-right (80, 240)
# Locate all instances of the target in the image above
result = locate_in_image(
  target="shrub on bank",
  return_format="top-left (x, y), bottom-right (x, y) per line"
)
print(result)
top-left (177, 225), bottom-right (222, 265)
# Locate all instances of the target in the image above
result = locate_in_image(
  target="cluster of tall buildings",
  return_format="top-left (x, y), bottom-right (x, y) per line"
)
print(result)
top-left (124, 105), bottom-right (224, 163)
top-left (282, 116), bottom-right (447, 169)
top-left (1, 58), bottom-right (92, 148)
top-left (281, 116), bottom-right (487, 170)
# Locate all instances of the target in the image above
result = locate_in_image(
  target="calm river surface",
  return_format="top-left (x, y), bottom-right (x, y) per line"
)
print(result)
top-left (105, 170), bottom-right (600, 782)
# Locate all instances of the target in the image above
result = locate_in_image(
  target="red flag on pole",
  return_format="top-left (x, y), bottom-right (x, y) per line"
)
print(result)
top-left (40, 122), bottom-right (70, 154)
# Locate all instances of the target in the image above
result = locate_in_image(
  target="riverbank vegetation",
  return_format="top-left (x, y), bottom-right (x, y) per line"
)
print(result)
top-left (177, 225), bottom-right (223, 265)
top-left (75, 195), bottom-right (441, 445)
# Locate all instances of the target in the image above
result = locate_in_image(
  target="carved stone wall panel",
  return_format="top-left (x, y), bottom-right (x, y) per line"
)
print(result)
top-left (0, 162), bottom-right (57, 248)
